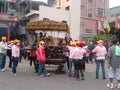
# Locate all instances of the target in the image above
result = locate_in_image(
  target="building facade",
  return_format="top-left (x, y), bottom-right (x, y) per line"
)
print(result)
top-left (54, 0), bottom-right (109, 41)
top-left (0, 0), bottom-right (19, 40)
top-left (80, 0), bottom-right (109, 41)
top-left (0, 0), bottom-right (109, 41)
top-left (53, 0), bottom-right (81, 40)
top-left (109, 6), bottom-right (120, 21)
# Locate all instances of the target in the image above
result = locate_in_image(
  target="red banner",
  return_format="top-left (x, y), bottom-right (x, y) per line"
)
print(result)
top-left (97, 19), bottom-right (105, 33)
top-left (115, 15), bottom-right (120, 30)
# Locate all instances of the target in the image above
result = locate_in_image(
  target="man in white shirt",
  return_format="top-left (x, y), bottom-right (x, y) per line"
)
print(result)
top-left (0, 36), bottom-right (8, 71)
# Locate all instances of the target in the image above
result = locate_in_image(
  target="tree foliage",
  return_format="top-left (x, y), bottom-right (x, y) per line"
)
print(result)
top-left (89, 34), bottom-right (116, 43)
top-left (89, 20), bottom-right (120, 43)
top-left (109, 21), bottom-right (120, 41)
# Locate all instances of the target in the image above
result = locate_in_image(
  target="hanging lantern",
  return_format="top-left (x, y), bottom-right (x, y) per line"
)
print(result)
top-left (13, 18), bottom-right (18, 23)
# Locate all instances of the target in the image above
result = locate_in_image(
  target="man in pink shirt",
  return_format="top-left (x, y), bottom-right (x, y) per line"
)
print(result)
top-left (11, 39), bottom-right (20, 76)
top-left (67, 42), bottom-right (76, 77)
top-left (71, 42), bottom-right (86, 80)
top-left (92, 40), bottom-right (107, 79)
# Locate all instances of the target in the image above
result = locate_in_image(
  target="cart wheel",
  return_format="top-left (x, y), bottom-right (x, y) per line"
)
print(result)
top-left (55, 64), bottom-right (65, 74)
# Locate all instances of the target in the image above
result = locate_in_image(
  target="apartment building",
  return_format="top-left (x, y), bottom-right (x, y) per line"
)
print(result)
top-left (54, 0), bottom-right (109, 41)
top-left (109, 6), bottom-right (120, 21)
top-left (0, 0), bottom-right (19, 39)
top-left (81, 0), bottom-right (109, 41)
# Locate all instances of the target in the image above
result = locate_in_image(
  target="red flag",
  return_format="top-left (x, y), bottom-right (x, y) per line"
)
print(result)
top-left (97, 19), bottom-right (105, 33)
top-left (115, 15), bottom-right (120, 30)
top-left (103, 16), bottom-right (111, 34)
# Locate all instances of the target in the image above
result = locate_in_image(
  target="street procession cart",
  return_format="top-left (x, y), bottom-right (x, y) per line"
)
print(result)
top-left (25, 19), bottom-right (70, 73)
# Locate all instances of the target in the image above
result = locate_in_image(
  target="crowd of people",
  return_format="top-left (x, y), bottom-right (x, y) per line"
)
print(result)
top-left (63, 40), bottom-right (107, 80)
top-left (62, 38), bottom-right (120, 89)
top-left (0, 35), bottom-right (120, 89)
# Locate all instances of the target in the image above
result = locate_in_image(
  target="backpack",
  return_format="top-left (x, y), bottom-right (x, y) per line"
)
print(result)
top-left (115, 45), bottom-right (120, 56)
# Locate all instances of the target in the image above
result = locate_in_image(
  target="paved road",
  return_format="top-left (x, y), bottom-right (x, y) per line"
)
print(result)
top-left (0, 58), bottom-right (117, 90)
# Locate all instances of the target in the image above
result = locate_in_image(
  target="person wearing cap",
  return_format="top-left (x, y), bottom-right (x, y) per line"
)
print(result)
top-left (81, 41), bottom-right (87, 71)
top-left (88, 41), bottom-right (95, 63)
top-left (0, 36), bottom-right (8, 72)
top-left (37, 40), bottom-right (50, 77)
top-left (71, 41), bottom-right (86, 80)
top-left (11, 39), bottom-right (20, 76)
top-left (18, 41), bottom-right (24, 63)
top-left (7, 40), bottom-right (14, 68)
top-left (29, 45), bottom-right (37, 70)
top-left (83, 41), bottom-right (90, 64)
top-left (67, 41), bottom-right (76, 77)
top-left (62, 40), bottom-right (69, 70)
top-left (92, 40), bottom-right (107, 79)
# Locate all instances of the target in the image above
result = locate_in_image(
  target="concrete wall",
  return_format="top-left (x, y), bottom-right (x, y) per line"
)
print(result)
top-left (39, 6), bottom-right (70, 25)
top-left (70, 0), bottom-right (81, 40)
top-left (26, 5), bottom-right (81, 41)
top-left (53, 0), bottom-right (81, 40)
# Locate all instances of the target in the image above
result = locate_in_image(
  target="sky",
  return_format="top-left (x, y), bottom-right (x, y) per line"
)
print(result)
top-left (109, 0), bottom-right (120, 8)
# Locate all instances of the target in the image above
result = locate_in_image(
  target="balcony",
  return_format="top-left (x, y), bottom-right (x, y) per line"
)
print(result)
top-left (0, 13), bottom-right (13, 22)
top-left (25, 9), bottom-right (39, 18)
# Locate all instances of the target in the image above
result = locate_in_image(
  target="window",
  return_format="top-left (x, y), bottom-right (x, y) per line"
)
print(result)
top-left (88, 0), bottom-right (92, 3)
top-left (88, 14), bottom-right (92, 18)
top-left (65, 6), bottom-right (70, 10)
top-left (80, 21), bottom-right (84, 26)
top-left (59, 0), bottom-right (61, 6)
top-left (110, 14), bottom-right (114, 18)
top-left (81, 5), bottom-right (84, 10)
top-left (97, 8), bottom-right (105, 17)
top-left (88, 5), bottom-right (92, 10)
top-left (85, 29), bottom-right (93, 33)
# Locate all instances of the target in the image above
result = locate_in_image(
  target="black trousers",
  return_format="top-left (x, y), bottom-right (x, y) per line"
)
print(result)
top-left (83, 57), bottom-right (86, 70)
top-left (12, 57), bottom-right (18, 74)
top-left (65, 56), bottom-right (69, 69)
top-left (74, 59), bottom-right (84, 78)
top-left (30, 57), bottom-right (36, 67)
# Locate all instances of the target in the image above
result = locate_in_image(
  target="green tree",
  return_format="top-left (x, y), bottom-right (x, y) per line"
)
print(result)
top-left (89, 20), bottom-right (120, 43)
top-left (109, 21), bottom-right (120, 41)
top-left (89, 34), bottom-right (116, 43)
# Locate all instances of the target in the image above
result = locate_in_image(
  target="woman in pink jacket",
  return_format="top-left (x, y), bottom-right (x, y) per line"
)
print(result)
top-left (37, 40), bottom-right (50, 77)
